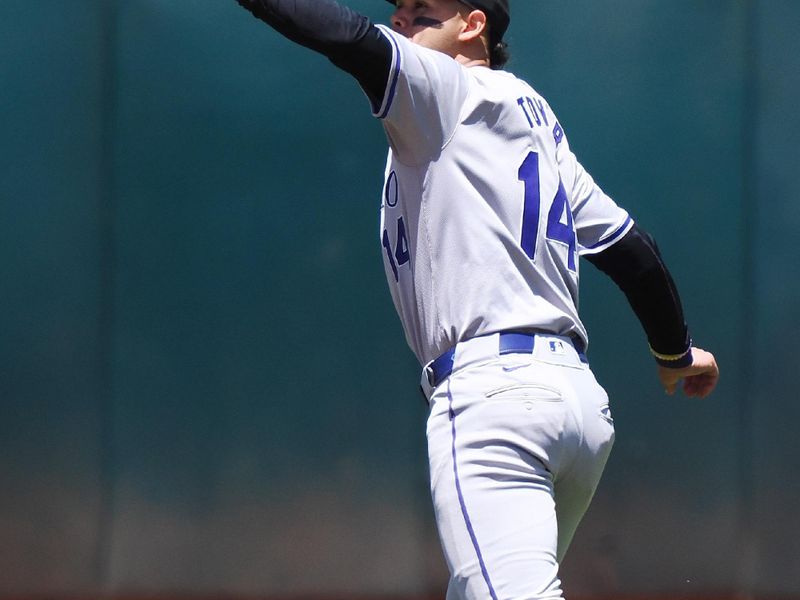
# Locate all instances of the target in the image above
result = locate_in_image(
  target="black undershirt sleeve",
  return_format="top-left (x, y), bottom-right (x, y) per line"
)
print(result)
top-left (585, 224), bottom-right (693, 367)
top-left (235, 0), bottom-right (393, 110)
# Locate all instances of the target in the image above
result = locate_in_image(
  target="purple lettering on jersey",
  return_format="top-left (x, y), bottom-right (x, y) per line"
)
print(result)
top-left (517, 96), bottom-right (547, 129)
top-left (516, 97), bottom-right (534, 128)
top-left (553, 122), bottom-right (564, 145)
top-left (385, 171), bottom-right (399, 207)
top-left (526, 97), bottom-right (542, 126)
top-left (535, 98), bottom-right (549, 126)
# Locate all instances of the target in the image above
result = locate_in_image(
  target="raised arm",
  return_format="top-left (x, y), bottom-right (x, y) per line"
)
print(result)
top-left (234, 0), bottom-right (392, 110)
top-left (586, 224), bottom-right (719, 398)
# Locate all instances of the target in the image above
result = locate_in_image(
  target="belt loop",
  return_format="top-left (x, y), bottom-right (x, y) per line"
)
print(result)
top-left (419, 360), bottom-right (437, 404)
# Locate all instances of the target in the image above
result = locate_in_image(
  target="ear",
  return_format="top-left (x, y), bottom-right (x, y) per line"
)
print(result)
top-left (458, 9), bottom-right (488, 43)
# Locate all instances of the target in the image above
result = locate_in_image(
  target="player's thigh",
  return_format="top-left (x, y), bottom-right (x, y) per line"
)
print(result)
top-left (427, 361), bottom-right (570, 599)
top-left (553, 369), bottom-right (615, 561)
top-left (430, 430), bottom-right (564, 599)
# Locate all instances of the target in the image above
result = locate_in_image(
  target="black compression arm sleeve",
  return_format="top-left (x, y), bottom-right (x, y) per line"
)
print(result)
top-left (235, 0), bottom-right (392, 108)
top-left (586, 224), bottom-right (693, 366)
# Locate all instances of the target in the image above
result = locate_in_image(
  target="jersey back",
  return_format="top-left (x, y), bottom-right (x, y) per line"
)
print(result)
top-left (374, 27), bottom-right (632, 365)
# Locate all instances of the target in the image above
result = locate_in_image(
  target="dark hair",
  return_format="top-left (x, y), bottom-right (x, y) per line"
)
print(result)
top-left (490, 40), bottom-right (510, 69)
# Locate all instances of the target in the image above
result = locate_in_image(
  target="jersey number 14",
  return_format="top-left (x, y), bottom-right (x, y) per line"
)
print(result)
top-left (519, 151), bottom-right (577, 272)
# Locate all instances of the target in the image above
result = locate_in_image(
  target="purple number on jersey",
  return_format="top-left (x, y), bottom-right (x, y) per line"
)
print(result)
top-left (518, 151), bottom-right (577, 271)
top-left (383, 216), bottom-right (410, 281)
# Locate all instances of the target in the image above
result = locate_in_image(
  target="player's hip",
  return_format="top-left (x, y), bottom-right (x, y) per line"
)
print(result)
top-left (423, 333), bottom-right (613, 480)
top-left (419, 330), bottom-right (589, 402)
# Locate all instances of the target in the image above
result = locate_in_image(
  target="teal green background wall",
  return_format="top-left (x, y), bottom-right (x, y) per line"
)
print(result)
top-left (1, 0), bottom-right (798, 597)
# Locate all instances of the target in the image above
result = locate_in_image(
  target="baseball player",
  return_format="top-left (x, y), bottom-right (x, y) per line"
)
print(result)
top-left (232, 0), bottom-right (720, 597)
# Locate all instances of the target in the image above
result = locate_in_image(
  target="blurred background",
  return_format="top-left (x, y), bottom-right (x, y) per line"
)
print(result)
top-left (1, 0), bottom-right (798, 598)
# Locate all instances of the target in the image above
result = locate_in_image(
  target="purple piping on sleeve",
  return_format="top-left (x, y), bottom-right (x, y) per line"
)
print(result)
top-left (585, 215), bottom-right (633, 251)
top-left (377, 30), bottom-right (402, 119)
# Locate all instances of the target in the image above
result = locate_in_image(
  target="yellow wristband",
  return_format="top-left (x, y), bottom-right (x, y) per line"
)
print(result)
top-left (649, 346), bottom-right (691, 361)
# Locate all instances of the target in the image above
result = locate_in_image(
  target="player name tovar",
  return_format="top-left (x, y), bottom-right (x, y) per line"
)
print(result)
top-left (517, 94), bottom-right (565, 143)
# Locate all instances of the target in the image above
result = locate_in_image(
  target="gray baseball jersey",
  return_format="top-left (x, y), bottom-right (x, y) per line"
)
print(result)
top-left (374, 26), bottom-right (633, 366)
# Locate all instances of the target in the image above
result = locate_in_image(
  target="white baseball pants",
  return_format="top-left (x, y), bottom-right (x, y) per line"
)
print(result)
top-left (423, 333), bottom-right (615, 599)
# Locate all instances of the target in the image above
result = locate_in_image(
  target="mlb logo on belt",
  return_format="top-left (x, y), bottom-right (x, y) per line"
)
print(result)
top-left (549, 340), bottom-right (566, 355)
